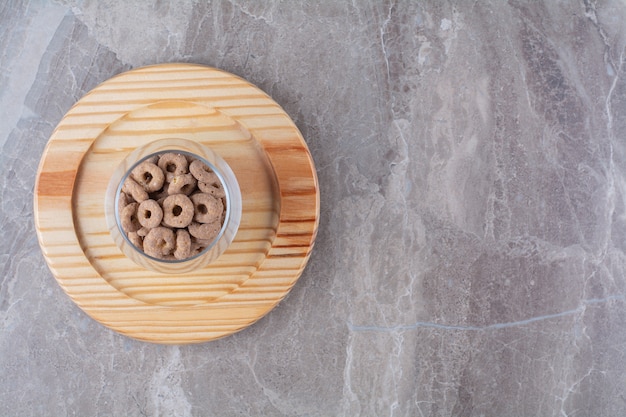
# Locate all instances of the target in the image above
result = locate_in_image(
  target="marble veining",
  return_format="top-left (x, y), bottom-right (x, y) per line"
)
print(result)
top-left (1, 1), bottom-right (626, 416)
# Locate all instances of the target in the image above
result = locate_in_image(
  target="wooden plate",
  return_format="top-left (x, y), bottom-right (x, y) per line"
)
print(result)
top-left (34, 63), bottom-right (319, 344)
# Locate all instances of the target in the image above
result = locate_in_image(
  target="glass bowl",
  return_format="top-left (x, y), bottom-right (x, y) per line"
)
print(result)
top-left (104, 138), bottom-right (242, 274)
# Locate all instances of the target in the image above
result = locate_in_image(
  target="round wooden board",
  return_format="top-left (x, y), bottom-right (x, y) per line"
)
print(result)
top-left (34, 63), bottom-right (319, 344)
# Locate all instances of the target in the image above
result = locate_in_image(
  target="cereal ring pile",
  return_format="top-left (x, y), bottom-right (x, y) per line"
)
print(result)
top-left (118, 153), bottom-right (226, 260)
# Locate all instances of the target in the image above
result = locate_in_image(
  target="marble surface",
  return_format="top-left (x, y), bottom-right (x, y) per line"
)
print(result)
top-left (1, 0), bottom-right (626, 416)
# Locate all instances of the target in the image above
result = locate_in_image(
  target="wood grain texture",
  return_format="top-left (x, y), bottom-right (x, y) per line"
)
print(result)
top-left (34, 63), bottom-right (319, 344)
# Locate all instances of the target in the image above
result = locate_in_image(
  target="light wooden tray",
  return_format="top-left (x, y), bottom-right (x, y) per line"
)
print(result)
top-left (34, 63), bottom-right (319, 344)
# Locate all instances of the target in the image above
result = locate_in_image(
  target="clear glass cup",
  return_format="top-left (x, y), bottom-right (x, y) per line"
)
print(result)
top-left (105, 138), bottom-right (242, 274)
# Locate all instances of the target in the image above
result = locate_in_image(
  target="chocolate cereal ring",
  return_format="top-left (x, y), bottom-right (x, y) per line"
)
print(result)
top-left (137, 199), bottom-right (163, 229)
top-left (120, 202), bottom-right (141, 233)
top-left (122, 177), bottom-right (148, 203)
top-left (198, 181), bottom-right (226, 198)
top-left (131, 161), bottom-right (165, 192)
top-left (127, 231), bottom-right (143, 250)
top-left (149, 186), bottom-right (170, 203)
top-left (192, 237), bottom-right (214, 248)
top-left (188, 220), bottom-right (221, 241)
top-left (190, 237), bottom-right (212, 256)
top-left (189, 246), bottom-right (204, 257)
top-left (143, 226), bottom-right (175, 259)
top-left (168, 173), bottom-right (197, 196)
top-left (145, 155), bottom-right (159, 164)
top-left (190, 193), bottom-right (224, 223)
top-left (190, 243), bottom-right (205, 256)
top-left (118, 191), bottom-right (130, 213)
top-left (173, 229), bottom-right (192, 260)
top-left (158, 153), bottom-right (188, 182)
top-left (162, 194), bottom-right (194, 228)
top-left (189, 159), bottom-right (219, 183)
top-left (137, 227), bottom-right (150, 237)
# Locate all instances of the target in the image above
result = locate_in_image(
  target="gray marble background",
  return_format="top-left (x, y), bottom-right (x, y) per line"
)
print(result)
top-left (2, 1), bottom-right (626, 416)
